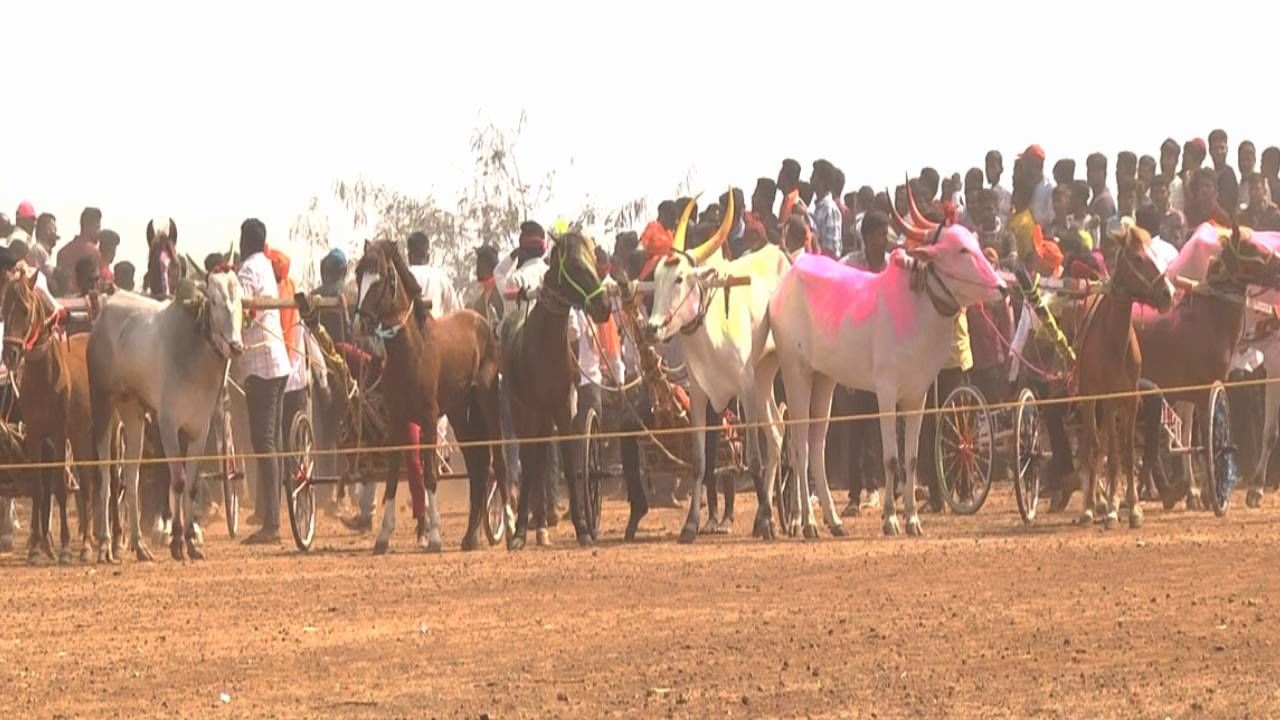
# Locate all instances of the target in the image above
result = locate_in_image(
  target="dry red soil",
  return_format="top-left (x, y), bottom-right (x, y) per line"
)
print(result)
top-left (2, 485), bottom-right (1279, 719)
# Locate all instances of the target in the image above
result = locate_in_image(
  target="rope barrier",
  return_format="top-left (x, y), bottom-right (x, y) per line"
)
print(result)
top-left (0, 374), bottom-right (1273, 474)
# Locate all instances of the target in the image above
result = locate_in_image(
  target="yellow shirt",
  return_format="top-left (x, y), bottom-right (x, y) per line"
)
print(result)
top-left (946, 312), bottom-right (973, 371)
top-left (1010, 208), bottom-right (1037, 261)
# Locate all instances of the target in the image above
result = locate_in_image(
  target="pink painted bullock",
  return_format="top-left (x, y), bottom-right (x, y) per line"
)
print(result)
top-left (755, 213), bottom-right (1005, 537)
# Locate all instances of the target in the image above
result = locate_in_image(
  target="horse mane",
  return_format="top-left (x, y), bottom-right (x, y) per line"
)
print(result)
top-left (374, 240), bottom-right (422, 300)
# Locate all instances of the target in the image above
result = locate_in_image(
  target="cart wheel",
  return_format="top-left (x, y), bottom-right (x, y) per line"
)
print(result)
top-left (935, 384), bottom-right (994, 515)
top-left (220, 406), bottom-right (241, 539)
top-left (582, 407), bottom-right (603, 541)
top-left (1013, 388), bottom-right (1042, 524)
top-left (1207, 382), bottom-right (1237, 517)
top-left (483, 475), bottom-right (507, 546)
top-left (285, 413), bottom-right (317, 551)
top-left (773, 402), bottom-right (800, 535)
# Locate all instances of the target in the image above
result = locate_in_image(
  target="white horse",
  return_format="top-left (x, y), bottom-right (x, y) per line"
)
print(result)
top-left (87, 271), bottom-right (244, 561)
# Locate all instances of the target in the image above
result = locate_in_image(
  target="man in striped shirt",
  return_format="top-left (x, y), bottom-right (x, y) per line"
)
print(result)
top-left (810, 159), bottom-right (843, 258)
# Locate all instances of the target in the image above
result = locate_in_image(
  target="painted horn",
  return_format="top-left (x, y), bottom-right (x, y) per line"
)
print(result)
top-left (888, 188), bottom-right (930, 243)
top-left (690, 187), bottom-right (736, 265)
top-left (906, 176), bottom-right (940, 230)
top-left (671, 193), bottom-right (702, 253)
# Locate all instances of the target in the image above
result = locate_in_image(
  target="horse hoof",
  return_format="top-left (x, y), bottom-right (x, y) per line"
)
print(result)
top-left (1075, 511), bottom-right (1094, 527)
top-left (699, 517), bottom-right (719, 535)
top-left (134, 544), bottom-right (154, 562)
top-left (26, 550), bottom-right (40, 566)
top-left (788, 522), bottom-right (802, 538)
top-left (882, 517), bottom-right (901, 537)
top-left (829, 523), bottom-right (847, 538)
top-left (715, 517), bottom-right (734, 535)
top-left (112, 542), bottom-right (124, 561)
top-left (372, 539), bottom-right (389, 555)
top-left (536, 529), bottom-right (551, 547)
top-left (80, 547), bottom-right (92, 564)
top-left (576, 534), bottom-right (594, 548)
top-left (802, 525), bottom-right (819, 540)
top-left (1213, 502), bottom-right (1228, 519)
top-left (906, 517), bottom-right (924, 537)
top-left (59, 550), bottom-right (72, 566)
top-left (1129, 510), bottom-right (1144, 530)
top-left (508, 534), bottom-right (526, 551)
top-left (169, 540), bottom-right (184, 562)
top-left (1103, 512), bottom-right (1119, 530)
top-left (1186, 494), bottom-right (1203, 512)
top-left (1246, 488), bottom-right (1263, 509)
top-left (186, 541), bottom-right (205, 561)
top-left (458, 535), bottom-right (477, 553)
top-left (678, 525), bottom-right (698, 545)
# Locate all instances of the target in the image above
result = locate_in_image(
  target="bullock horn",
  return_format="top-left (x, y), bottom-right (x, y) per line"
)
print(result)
top-left (671, 193), bottom-right (702, 253)
top-left (690, 187), bottom-right (735, 265)
top-left (887, 187), bottom-right (930, 245)
top-left (906, 176), bottom-right (939, 230)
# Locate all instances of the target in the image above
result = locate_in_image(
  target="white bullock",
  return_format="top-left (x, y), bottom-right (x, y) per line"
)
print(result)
top-left (647, 191), bottom-right (791, 542)
top-left (757, 215), bottom-right (1005, 537)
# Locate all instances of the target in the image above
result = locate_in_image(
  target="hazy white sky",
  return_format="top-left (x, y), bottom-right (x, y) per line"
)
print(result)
top-left (8, 0), bottom-right (1279, 273)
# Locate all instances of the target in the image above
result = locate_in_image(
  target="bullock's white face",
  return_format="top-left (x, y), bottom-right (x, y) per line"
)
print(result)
top-left (928, 227), bottom-right (1006, 306)
top-left (647, 255), bottom-right (711, 342)
top-left (206, 271), bottom-right (245, 358)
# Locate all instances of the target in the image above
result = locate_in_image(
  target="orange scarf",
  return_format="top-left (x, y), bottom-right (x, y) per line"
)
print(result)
top-left (639, 220), bottom-right (674, 280)
top-left (266, 248), bottom-right (299, 361)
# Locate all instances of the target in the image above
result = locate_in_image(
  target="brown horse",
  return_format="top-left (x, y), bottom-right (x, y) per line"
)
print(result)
top-left (0, 272), bottom-right (107, 563)
top-left (1073, 225), bottom-right (1175, 530)
top-left (1135, 228), bottom-right (1280, 512)
top-left (354, 240), bottom-right (508, 553)
top-left (501, 231), bottom-right (612, 549)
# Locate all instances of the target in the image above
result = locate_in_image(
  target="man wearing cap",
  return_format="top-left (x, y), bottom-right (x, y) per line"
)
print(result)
top-left (1021, 145), bottom-right (1055, 226)
top-left (5, 201), bottom-right (37, 248)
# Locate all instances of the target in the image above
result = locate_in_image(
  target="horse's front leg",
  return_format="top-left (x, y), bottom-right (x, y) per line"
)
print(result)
top-left (373, 425), bottom-right (406, 555)
top-left (556, 399), bottom-right (591, 548)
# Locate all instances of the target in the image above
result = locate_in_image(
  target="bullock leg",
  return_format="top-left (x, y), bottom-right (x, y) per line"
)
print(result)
top-left (703, 405), bottom-right (724, 534)
top-left (157, 423), bottom-right (188, 561)
top-left (874, 389), bottom-right (902, 536)
top-left (679, 385), bottom-right (712, 544)
top-left (182, 446), bottom-right (207, 560)
top-left (900, 391), bottom-right (930, 537)
top-left (76, 469), bottom-right (92, 563)
top-left (374, 429), bottom-right (406, 555)
top-left (806, 374), bottom-right (843, 537)
top-left (1247, 379), bottom-right (1280, 508)
top-left (752, 357), bottom-right (783, 540)
top-left (782, 367), bottom-right (815, 539)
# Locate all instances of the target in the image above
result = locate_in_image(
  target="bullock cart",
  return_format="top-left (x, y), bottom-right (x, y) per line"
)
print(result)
top-left (936, 272), bottom-right (1236, 524)
top-left (247, 295), bottom-right (492, 552)
top-left (504, 275), bottom-right (757, 535)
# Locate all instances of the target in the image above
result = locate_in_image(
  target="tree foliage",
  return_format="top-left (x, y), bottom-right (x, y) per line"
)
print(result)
top-left (289, 114), bottom-right (649, 291)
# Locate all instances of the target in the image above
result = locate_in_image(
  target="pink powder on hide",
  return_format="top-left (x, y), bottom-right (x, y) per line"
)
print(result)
top-left (791, 254), bottom-right (917, 338)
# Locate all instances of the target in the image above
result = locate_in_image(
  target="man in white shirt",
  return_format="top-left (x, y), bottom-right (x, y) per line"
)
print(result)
top-left (234, 219), bottom-right (292, 545)
top-left (406, 231), bottom-right (459, 320)
top-left (494, 221), bottom-right (550, 315)
top-left (1020, 145), bottom-right (1055, 226)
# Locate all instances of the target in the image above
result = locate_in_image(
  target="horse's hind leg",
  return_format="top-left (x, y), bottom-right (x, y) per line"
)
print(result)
top-left (510, 441), bottom-right (535, 551)
top-left (1077, 401), bottom-right (1099, 526)
top-left (55, 474), bottom-right (72, 565)
top-left (1121, 400), bottom-right (1142, 529)
top-left (1101, 404), bottom-right (1121, 529)
top-left (454, 406), bottom-right (488, 552)
top-left (374, 446), bottom-right (402, 555)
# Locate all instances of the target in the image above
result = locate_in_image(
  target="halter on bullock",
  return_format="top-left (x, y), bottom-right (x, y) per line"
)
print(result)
top-left (354, 240), bottom-right (508, 553)
top-left (501, 229), bottom-right (611, 548)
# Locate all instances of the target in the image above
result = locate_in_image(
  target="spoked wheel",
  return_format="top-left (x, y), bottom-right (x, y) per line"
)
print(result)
top-left (935, 384), bottom-right (995, 515)
top-left (1207, 382), bottom-right (1237, 517)
top-left (581, 407), bottom-right (603, 541)
top-left (285, 413), bottom-right (317, 551)
top-left (220, 406), bottom-right (242, 539)
top-left (773, 402), bottom-right (800, 535)
top-left (1013, 388), bottom-right (1042, 525)
top-left (483, 475), bottom-right (507, 546)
